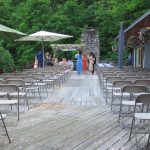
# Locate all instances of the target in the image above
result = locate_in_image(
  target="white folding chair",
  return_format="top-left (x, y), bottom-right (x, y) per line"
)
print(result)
top-left (111, 80), bottom-right (132, 112)
top-left (118, 85), bottom-right (149, 127)
top-left (5, 79), bottom-right (29, 110)
top-left (21, 76), bottom-right (42, 103)
top-left (0, 84), bottom-right (20, 121)
top-left (129, 94), bottom-right (150, 150)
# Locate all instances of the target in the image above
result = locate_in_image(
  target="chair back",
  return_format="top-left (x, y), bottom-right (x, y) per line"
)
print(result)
top-left (134, 79), bottom-right (150, 86)
top-left (121, 85), bottom-right (149, 94)
top-left (113, 80), bottom-right (133, 87)
top-left (5, 79), bottom-right (25, 87)
top-left (118, 73), bottom-right (135, 77)
top-left (32, 73), bottom-right (45, 80)
top-left (21, 76), bottom-right (37, 83)
top-left (106, 76), bottom-right (122, 83)
top-left (136, 94), bottom-right (150, 105)
top-left (123, 76), bottom-right (142, 81)
top-left (0, 84), bottom-right (19, 93)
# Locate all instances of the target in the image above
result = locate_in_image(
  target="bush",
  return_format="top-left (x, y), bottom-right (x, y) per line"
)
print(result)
top-left (0, 46), bottom-right (15, 72)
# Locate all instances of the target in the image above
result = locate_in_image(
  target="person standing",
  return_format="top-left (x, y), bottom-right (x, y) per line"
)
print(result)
top-left (36, 50), bottom-right (43, 67)
top-left (91, 52), bottom-right (96, 74)
top-left (75, 50), bottom-right (82, 75)
top-left (34, 56), bottom-right (38, 69)
top-left (88, 52), bottom-right (95, 74)
top-left (82, 53), bottom-right (87, 74)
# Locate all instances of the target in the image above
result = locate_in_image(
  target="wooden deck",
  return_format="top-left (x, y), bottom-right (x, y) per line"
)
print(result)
top-left (0, 72), bottom-right (147, 150)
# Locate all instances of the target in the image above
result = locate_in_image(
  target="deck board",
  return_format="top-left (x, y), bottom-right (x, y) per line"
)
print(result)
top-left (0, 72), bottom-right (145, 150)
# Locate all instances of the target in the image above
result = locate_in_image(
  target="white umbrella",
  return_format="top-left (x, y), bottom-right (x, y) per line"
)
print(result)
top-left (16, 30), bottom-right (73, 68)
top-left (0, 24), bottom-right (26, 40)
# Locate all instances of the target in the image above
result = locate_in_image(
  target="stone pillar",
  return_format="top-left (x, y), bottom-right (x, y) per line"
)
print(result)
top-left (81, 27), bottom-right (100, 63)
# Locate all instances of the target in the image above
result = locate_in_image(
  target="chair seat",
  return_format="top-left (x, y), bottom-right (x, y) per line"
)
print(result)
top-left (0, 114), bottom-right (6, 119)
top-left (43, 79), bottom-right (53, 82)
top-left (26, 87), bottom-right (39, 90)
top-left (34, 83), bottom-right (46, 86)
top-left (107, 87), bottom-right (120, 90)
top-left (113, 92), bottom-right (130, 96)
top-left (122, 101), bottom-right (143, 106)
top-left (104, 83), bottom-right (112, 86)
top-left (135, 113), bottom-right (150, 120)
top-left (133, 93), bottom-right (147, 96)
top-left (0, 92), bottom-right (7, 96)
top-left (0, 100), bottom-right (18, 105)
top-left (53, 76), bottom-right (59, 79)
top-left (9, 92), bottom-right (26, 96)
top-left (25, 83), bottom-right (32, 86)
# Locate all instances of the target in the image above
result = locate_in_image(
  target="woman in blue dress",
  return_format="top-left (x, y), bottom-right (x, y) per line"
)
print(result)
top-left (75, 50), bottom-right (82, 75)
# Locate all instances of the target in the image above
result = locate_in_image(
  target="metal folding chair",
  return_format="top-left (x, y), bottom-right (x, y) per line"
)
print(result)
top-left (111, 80), bottom-right (132, 112)
top-left (129, 94), bottom-right (150, 150)
top-left (118, 85), bottom-right (149, 127)
top-left (0, 84), bottom-right (20, 121)
top-left (105, 76), bottom-right (122, 104)
top-left (21, 76), bottom-right (42, 103)
top-left (5, 79), bottom-right (29, 110)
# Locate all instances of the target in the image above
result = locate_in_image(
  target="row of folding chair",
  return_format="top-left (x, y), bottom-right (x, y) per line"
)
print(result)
top-left (97, 66), bottom-right (150, 149)
top-left (0, 66), bottom-right (73, 143)
top-left (118, 87), bottom-right (150, 149)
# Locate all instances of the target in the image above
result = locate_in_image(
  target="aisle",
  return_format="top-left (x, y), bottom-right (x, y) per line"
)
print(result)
top-left (45, 72), bottom-right (104, 106)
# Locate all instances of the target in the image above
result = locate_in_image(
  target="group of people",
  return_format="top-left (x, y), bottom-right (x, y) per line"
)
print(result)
top-left (34, 51), bottom-right (58, 68)
top-left (34, 50), bottom-right (96, 74)
top-left (75, 50), bottom-right (96, 75)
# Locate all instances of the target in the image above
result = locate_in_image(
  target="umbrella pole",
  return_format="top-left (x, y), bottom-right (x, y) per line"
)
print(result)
top-left (118, 23), bottom-right (124, 69)
top-left (42, 40), bottom-right (44, 68)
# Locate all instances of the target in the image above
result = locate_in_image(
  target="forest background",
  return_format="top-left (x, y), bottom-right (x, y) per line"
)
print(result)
top-left (0, 0), bottom-right (150, 70)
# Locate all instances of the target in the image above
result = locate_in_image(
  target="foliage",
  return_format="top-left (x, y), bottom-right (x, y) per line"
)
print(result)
top-left (0, 42), bottom-right (15, 72)
top-left (0, 0), bottom-right (150, 67)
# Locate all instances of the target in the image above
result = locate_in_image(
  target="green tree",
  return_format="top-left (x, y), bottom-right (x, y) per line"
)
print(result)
top-left (0, 43), bottom-right (15, 72)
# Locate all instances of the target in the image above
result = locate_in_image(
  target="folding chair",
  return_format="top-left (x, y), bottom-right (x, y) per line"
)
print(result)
top-left (21, 76), bottom-right (42, 103)
top-left (5, 79), bottom-right (29, 110)
top-left (0, 84), bottom-right (20, 121)
top-left (0, 111), bottom-right (11, 143)
top-left (32, 73), bottom-right (48, 97)
top-left (41, 71), bottom-right (54, 88)
top-left (102, 73), bottom-right (116, 91)
top-left (111, 80), bottom-right (132, 112)
top-left (129, 94), bottom-right (150, 150)
top-left (105, 76), bottom-right (122, 104)
top-left (118, 85), bottom-right (149, 127)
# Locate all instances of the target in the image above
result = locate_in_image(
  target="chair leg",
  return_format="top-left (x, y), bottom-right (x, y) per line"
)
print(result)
top-left (25, 95), bottom-right (29, 110)
top-left (146, 133), bottom-right (150, 150)
top-left (129, 116), bottom-right (135, 141)
top-left (118, 102), bottom-right (122, 123)
top-left (17, 100), bottom-right (19, 121)
top-left (111, 91), bottom-right (114, 111)
top-left (0, 113), bottom-right (11, 143)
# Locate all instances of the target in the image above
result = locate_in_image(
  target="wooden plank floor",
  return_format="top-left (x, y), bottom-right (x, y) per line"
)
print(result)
top-left (0, 71), bottom-right (147, 150)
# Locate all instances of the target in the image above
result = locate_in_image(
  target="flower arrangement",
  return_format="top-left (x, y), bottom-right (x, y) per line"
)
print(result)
top-left (140, 27), bottom-right (150, 43)
top-left (127, 36), bottom-right (139, 47)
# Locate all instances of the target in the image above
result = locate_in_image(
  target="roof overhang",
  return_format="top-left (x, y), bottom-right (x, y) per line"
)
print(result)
top-left (115, 10), bottom-right (150, 40)
top-left (51, 44), bottom-right (84, 51)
